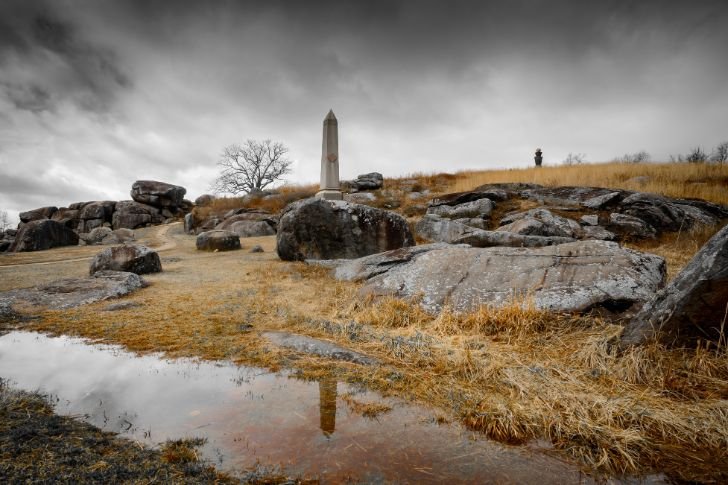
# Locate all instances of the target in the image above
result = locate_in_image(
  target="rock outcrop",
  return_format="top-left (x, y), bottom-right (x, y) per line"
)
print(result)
top-left (196, 230), bottom-right (241, 251)
top-left (621, 224), bottom-right (728, 347)
top-left (7, 181), bottom-right (190, 252)
top-left (417, 184), bottom-right (728, 249)
top-left (276, 198), bottom-right (414, 261)
top-left (89, 244), bottom-right (162, 275)
top-left (334, 241), bottom-right (666, 314)
top-left (9, 220), bottom-right (79, 252)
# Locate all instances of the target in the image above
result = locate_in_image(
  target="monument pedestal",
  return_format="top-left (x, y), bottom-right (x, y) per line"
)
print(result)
top-left (316, 189), bottom-right (343, 201)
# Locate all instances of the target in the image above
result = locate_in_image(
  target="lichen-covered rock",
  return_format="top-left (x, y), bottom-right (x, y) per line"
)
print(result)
top-left (426, 198), bottom-right (494, 219)
top-left (196, 230), bottom-right (241, 251)
top-left (416, 215), bottom-right (477, 243)
top-left (0, 271), bottom-right (145, 310)
top-left (335, 240), bottom-right (666, 314)
top-left (621, 224), bottom-right (728, 347)
top-left (497, 208), bottom-right (582, 238)
top-left (130, 180), bottom-right (186, 208)
top-left (416, 215), bottom-right (573, 247)
top-left (89, 244), bottom-right (162, 275)
top-left (9, 219), bottom-right (79, 252)
top-left (276, 198), bottom-right (414, 261)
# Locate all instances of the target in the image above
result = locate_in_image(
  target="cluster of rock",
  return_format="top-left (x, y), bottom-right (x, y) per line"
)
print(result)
top-left (281, 182), bottom-right (727, 348)
top-left (417, 183), bottom-right (728, 247)
top-left (2, 180), bottom-right (190, 253)
top-left (185, 208), bottom-right (277, 238)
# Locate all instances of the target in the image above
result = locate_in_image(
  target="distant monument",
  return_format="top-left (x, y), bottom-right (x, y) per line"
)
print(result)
top-left (534, 148), bottom-right (543, 167)
top-left (316, 110), bottom-right (343, 200)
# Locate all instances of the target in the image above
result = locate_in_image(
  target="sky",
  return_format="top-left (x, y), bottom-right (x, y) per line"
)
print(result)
top-left (1, 0), bottom-right (727, 224)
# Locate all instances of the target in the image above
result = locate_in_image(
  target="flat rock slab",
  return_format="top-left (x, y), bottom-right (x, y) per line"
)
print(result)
top-left (262, 331), bottom-right (378, 366)
top-left (335, 241), bottom-right (666, 314)
top-left (0, 271), bottom-right (144, 312)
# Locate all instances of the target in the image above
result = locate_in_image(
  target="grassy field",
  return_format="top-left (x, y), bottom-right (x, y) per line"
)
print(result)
top-left (447, 161), bottom-right (728, 206)
top-left (3, 161), bottom-right (728, 482)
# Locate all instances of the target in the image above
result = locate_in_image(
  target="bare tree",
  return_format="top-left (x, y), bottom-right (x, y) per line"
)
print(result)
top-left (211, 139), bottom-right (292, 195)
top-left (685, 147), bottom-right (708, 163)
top-left (613, 151), bottom-right (650, 163)
top-left (0, 210), bottom-right (10, 231)
top-left (562, 152), bottom-right (586, 165)
top-left (712, 141), bottom-right (728, 164)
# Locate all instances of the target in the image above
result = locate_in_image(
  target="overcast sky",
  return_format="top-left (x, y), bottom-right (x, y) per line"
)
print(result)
top-left (1, 0), bottom-right (727, 223)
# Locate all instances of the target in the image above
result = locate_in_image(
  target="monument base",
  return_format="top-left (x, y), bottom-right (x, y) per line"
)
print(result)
top-left (316, 189), bottom-right (343, 201)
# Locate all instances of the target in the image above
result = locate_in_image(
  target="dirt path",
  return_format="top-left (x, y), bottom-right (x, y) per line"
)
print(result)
top-left (0, 223), bottom-right (188, 291)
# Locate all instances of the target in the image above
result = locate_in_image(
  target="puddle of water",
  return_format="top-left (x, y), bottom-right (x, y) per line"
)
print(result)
top-left (0, 331), bottom-right (594, 484)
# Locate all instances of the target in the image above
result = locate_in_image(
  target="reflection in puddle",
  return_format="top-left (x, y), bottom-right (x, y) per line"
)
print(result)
top-left (0, 331), bottom-right (594, 483)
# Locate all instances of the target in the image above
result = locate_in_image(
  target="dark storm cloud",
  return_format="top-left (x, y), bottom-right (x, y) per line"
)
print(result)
top-left (1, 0), bottom-right (727, 224)
top-left (0, 0), bottom-right (131, 114)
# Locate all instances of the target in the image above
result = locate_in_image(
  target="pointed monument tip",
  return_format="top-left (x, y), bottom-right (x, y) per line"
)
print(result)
top-left (325, 109), bottom-right (336, 120)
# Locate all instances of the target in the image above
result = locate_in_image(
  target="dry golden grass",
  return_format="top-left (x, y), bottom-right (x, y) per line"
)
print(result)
top-left (447, 161), bottom-right (728, 206)
top-left (195, 184), bottom-right (318, 222)
top-left (17, 225), bottom-right (726, 482)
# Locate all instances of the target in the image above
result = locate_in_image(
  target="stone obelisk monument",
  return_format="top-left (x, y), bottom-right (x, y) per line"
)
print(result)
top-left (316, 109), bottom-right (343, 200)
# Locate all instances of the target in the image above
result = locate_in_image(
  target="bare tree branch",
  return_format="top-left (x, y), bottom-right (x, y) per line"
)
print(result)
top-left (211, 139), bottom-right (292, 195)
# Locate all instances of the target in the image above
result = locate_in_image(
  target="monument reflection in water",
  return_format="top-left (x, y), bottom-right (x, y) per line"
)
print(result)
top-left (318, 378), bottom-right (337, 436)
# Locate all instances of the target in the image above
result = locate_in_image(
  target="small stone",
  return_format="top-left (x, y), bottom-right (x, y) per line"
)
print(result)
top-left (249, 245), bottom-right (264, 253)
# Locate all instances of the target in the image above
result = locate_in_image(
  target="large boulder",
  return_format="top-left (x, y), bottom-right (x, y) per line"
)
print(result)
top-left (276, 198), bottom-right (414, 261)
top-left (89, 244), bottom-right (162, 275)
top-left (196, 230), bottom-right (241, 251)
top-left (130, 180), bottom-right (186, 208)
top-left (621, 224), bottom-right (728, 347)
top-left (78, 201), bottom-right (115, 221)
top-left (334, 241), bottom-right (666, 314)
top-left (9, 219), bottom-right (79, 252)
top-left (112, 201), bottom-right (163, 230)
top-left (19, 206), bottom-right (57, 223)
